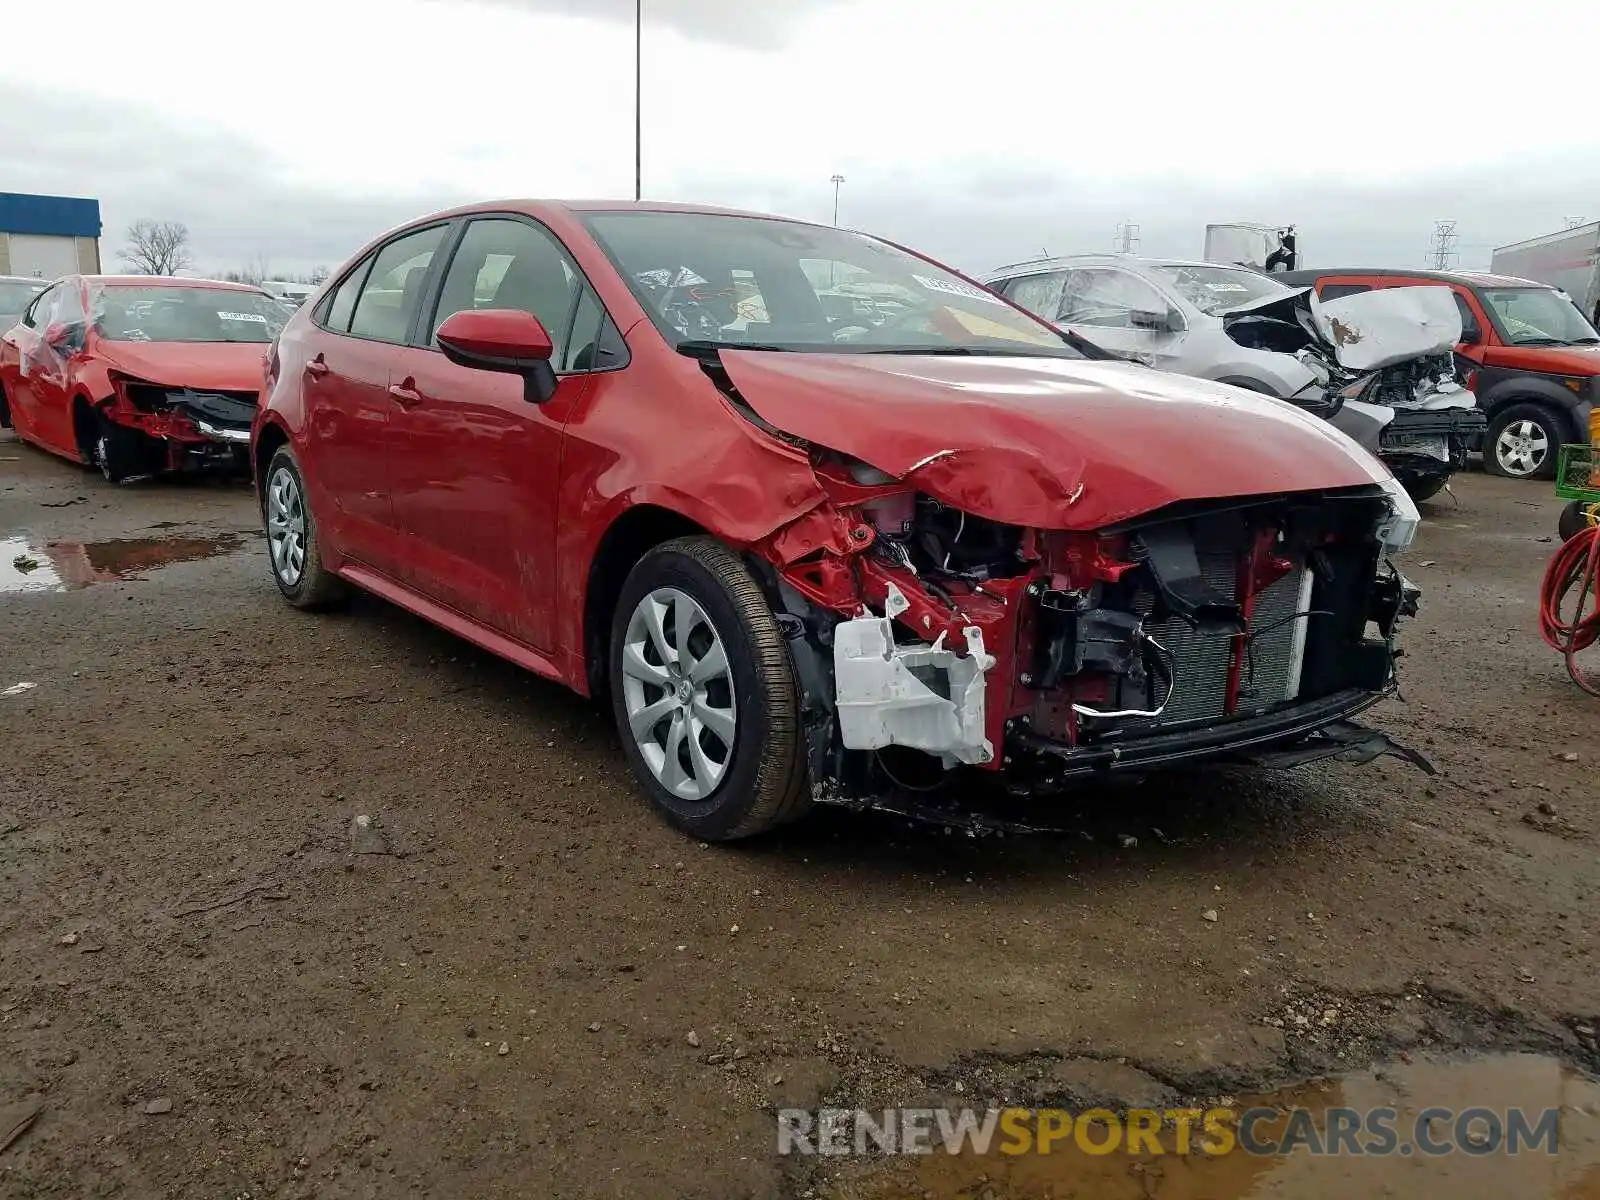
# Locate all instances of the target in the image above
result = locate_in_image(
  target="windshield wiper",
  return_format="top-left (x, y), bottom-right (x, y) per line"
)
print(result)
top-left (675, 340), bottom-right (798, 359)
top-left (1513, 337), bottom-right (1565, 346)
top-left (1568, 336), bottom-right (1600, 344)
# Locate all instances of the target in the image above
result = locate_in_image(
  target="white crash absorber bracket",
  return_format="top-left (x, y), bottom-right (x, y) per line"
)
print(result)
top-left (832, 604), bottom-right (997, 767)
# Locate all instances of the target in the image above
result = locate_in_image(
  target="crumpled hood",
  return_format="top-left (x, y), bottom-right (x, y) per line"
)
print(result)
top-left (1222, 286), bottom-right (1461, 372)
top-left (717, 351), bottom-right (1389, 529)
top-left (95, 339), bottom-right (268, 393)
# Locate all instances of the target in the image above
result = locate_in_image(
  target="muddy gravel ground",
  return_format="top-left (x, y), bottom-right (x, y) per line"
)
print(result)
top-left (2, 429), bottom-right (1598, 1199)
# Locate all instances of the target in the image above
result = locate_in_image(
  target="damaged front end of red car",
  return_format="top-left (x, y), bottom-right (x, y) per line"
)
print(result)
top-left (97, 370), bottom-right (257, 479)
top-left (716, 353), bottom-right (1434, 811)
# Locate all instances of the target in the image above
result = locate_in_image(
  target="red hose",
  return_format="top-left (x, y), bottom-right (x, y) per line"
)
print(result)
top-left (1539, 525), bottom-right (1600, 696)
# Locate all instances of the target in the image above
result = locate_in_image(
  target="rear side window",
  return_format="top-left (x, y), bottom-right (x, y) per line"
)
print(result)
top-left (1318, 282), bottom-right (1372, 300)
top-left (348, 225), bottom-right (448, 344)
top-left (321, 254), bottom-right (373, 333)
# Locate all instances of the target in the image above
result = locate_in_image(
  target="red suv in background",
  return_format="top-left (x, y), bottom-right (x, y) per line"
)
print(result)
top-left (252, 200), bottom-right (1428, 840)
top-left (1280, 269), bottom-right (1600, 479)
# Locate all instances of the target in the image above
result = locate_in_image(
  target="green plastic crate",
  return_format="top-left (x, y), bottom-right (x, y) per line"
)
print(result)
top-left (1556, 443), bottom-right (1600, 503)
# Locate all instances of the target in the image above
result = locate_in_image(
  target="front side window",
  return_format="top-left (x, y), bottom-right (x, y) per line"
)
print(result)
top-left (1480, 287), bottom-right (1599, 346)
top-left (1144, 263), bottom-right (1288, 315)
top-left (92, 286), bottom-right (286, 343)
top-left (429, 218), bottom-right (579, 358)
top-left (21, 283), bottom-right (60, 329)
top-left (349, 225), bottom-right (448, 344)
top-left (1058, 269), bottom-right (1169, 328)
top-left (584, 211), bottom-right (1073, 355)
top-left (1450, 291), bottom-right (1482, 339)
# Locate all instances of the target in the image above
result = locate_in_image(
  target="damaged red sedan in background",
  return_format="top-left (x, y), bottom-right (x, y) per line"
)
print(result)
top-left (0, 275), bottom-right (284, 482)
top-left (253, 201), bottom-right (1429, 840)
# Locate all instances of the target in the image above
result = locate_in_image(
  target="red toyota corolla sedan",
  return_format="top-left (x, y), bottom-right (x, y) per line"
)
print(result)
top-left (0, 275), bottom-right (285, 482)
top-left (252, 200), bottom-right (1430, 840)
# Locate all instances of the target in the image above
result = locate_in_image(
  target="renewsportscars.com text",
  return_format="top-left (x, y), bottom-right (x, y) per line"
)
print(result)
top-left (777, 1106), bottom-right (1561, 1158)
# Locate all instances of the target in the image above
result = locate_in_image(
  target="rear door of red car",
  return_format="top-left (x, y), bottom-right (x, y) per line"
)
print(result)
top-left (384, 215), bottom-right (602, 649)
top-left (302, 224), bottom-right (449, 574)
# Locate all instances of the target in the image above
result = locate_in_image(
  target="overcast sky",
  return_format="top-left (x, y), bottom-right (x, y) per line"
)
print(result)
top-left (4, 0), bottom-right (1597, 278)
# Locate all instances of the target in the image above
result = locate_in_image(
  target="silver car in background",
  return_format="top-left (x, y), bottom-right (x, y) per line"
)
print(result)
top-left (982, 254), bottom-right (1316, 397)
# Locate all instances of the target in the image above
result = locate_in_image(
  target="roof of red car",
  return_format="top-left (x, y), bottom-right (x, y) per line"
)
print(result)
top-left (82, 275), bottom-right (266, 290)
top-left (1280, 267), bottom-right (1548, 290)
top-left (433, 198), bottom-right (811, 223)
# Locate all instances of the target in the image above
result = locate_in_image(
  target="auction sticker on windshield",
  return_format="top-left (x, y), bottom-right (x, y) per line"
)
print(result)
top-left (913, 275), bottom-right (1007, 306)
top-left (218, 312), bottom-right (268, 323)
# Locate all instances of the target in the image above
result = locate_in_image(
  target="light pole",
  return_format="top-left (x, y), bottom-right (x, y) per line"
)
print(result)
top-left (830, 173), bottom-right (845, 226)
top-left (634, 0), bottom-right (642, 201)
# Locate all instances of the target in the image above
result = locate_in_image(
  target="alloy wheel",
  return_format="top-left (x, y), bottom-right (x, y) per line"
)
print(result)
top-left (266, 465), bottom-right (307, 586)
top-left (620, 587), bottom-right (737, 801)
top-left (1494, 419), bottom-right (1549, 477)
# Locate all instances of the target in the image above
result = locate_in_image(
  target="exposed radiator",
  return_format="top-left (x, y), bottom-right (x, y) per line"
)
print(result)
top-left (1127, 554), bottom-right (1311, 728)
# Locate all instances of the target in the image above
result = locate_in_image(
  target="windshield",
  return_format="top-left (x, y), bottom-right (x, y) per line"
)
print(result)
top-left (1147, 263), bottom-right (1288, 315)
top-left (1481, 288), bottom-right (1599, 346)
top-left (0, 280), bottom-right (47, 313)
top-left (583, 211), bottom-right (1075, 355)
top-left (93, 285), bottom-right (288, 343)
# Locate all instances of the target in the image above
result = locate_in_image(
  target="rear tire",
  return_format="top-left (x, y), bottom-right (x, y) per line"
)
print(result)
top-left (608, 536), bottom-right (810, 841)
top-left (0, 383), bottom-right (11, 429)
top-left (263, 446), bottom-right (346, 609)
top-left (1484, 402), bottom-right (1564, 479)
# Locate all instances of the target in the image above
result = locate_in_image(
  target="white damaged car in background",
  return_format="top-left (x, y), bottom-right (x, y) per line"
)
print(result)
top-left (983, 255), bottom-right (1483, 502)
top-left (1220, 284), bottom-right (1486, 502)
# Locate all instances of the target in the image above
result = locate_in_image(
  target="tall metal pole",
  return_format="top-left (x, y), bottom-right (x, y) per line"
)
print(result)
top-left (831, 174), bottom-right (845, 226)
top-left (634, 0), bottom-right (642, 201)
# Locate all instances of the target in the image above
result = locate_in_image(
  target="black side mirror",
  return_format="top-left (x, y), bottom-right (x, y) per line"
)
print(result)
top-left (1459, 325), bottom-right (1482, 346)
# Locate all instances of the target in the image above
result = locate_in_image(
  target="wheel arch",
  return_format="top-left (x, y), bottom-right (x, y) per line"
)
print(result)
top-left (581, 503), bottom-right (710, 699)
top-left (253, 419), bottom-right (291, 509)
top-left (71, 389), bottom-right (106, 461)
top-left (1478, 377), bottom-right (1585, 440)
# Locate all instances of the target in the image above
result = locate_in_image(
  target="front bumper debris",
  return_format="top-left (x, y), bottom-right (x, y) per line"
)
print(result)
top-left (1007, 688), bottom-right (1430, 780)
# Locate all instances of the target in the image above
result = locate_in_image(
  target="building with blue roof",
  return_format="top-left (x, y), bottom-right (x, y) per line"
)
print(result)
top-left (0, 192), bottom-right (102, 279)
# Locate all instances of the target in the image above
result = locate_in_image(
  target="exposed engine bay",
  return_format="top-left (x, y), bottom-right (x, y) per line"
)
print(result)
top-left (754, 445), bottom-right (1430, 806)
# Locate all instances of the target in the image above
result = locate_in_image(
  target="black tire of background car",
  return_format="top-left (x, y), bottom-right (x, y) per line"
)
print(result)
top-left (1483, 401), bottom-right (1565, 480)
top-left (264, 446), bottom-right (348, 610)
top-left (1400, 472), bottom-right (1450, 503)
top-left (608, 537), bottom-right (811, 841)
top-left (0, 383), bottom-right (10, 429)
top-left (1559, 500), bottom-right (1600, 543)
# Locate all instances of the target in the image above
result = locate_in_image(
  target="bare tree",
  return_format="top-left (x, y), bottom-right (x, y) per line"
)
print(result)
top-left (119, 220), bottom-right (194, 276)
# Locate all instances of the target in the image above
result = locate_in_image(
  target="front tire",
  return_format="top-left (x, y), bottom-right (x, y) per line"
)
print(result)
top-left (1484, 402), bottom-right (1564, 479)
top-left (608, 537), bottom-right (810, 841)
top-left (263, 446), bottom-right (346, 609)
top-left (1400, 471), bottom-right (1449, 503)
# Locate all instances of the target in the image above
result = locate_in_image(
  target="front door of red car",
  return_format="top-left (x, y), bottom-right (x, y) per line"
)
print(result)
top-left (304, 225), bottom-right (449, 575)
top-left (385, 216), bottom-right (597, 649)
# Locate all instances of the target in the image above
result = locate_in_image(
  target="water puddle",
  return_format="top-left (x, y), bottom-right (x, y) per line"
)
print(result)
top-left (821, 1053), bottom-right (1600, 1199)
top-left (0, 533), bottom-right (243, 594)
